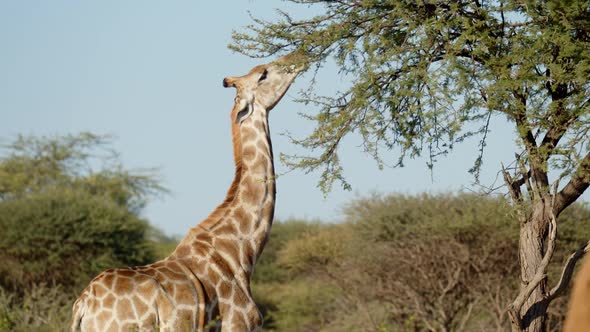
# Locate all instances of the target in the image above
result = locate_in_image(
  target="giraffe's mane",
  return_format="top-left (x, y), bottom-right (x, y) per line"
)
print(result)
top-left (224, 103), bottom-right (245, 204)
top-left (192, 102), bottom-right (244, 230)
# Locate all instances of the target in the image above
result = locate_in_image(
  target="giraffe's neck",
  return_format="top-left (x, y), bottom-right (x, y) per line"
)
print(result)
top-left (222, 107), bottom-right (276, 263)
top-left (174, 105), bottom-right (275, 286)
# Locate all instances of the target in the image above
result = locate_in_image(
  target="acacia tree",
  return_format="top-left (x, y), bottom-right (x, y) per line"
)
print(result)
top-left (0, 133), bottom-right (165, 292)
top-left (231, 1), bottom-right (590, 331)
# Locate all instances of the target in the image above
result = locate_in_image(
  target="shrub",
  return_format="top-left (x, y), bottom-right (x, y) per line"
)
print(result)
top-left (0, 188), bottom-right (155, 293)
top-left (253, 219), bottom-right (323, 283)
top-left (0, 284), bottom-right (72, 332)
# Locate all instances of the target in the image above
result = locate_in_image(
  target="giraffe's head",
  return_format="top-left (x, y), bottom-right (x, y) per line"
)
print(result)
top-left (223, 52), bottom-right (305, 122)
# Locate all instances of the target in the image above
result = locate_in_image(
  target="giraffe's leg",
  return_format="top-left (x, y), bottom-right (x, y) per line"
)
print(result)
top-left (70, 294), bottom-right (86, 332)
top-left (217, 286), bottom-right (262, 332)
top-left (173, 259), bottom-right (208, 332)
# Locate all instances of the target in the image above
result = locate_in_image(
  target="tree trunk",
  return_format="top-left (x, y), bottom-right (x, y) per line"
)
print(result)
top-left (517, 200), bottom-right (551, 332)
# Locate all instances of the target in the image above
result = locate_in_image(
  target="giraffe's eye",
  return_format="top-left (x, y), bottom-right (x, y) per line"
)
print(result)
top-left (258, 70), bottom-right (268, 82)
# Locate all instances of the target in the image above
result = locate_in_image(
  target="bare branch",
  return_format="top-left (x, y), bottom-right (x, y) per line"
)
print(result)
top-left (501, 163), bottom-right (527, 224)
top-left (457, 300), bottom-right (477, 332)
top-left (547, 240), bottom-right (590, 302)
top-left (554, 152), bottom-right (590, 215)
top-left (539, 113), bottom-right (579, 162)
top-left (502, 163), bottom-right (521, 202)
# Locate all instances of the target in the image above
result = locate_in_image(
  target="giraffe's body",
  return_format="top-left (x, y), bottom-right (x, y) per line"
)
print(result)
top-left (564, 255), bottom-right (590, 332)
top-left (71, 260), bottom-right (206, 331)
top-left (70, 54), bottom-right (303, 332)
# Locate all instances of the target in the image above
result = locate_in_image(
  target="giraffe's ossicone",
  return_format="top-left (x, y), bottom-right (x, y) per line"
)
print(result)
top-left (70, 53), bottom-right (305, 332)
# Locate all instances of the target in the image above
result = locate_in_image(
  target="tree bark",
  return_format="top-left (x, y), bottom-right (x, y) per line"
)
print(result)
top-left (517, 202), bottom-right (550, 332)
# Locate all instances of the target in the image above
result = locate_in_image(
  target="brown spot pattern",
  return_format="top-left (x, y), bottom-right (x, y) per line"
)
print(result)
top-left (103, 293), bottom-right (116, 308)
top-left (210, 252), bottom-right (233, 277)
top-left (207, 267), bottom-right (221, 286)
top-left (93, 283), bottom-right (108, 299)
top-left (242, 145), bottom-right (256, 161)
top-left (241, 177), bottom-right (262, 205)
top-left (115, 298), bottom-right (133, 320)
top-left (175, 244), bottom-right (191, 257)
top-left (114, 277), bottom-right (133, 294)
top-left (218, 282), bottom-right (232, 299)
top-left (133, 297), bottom-right (149, 316)
top-left (118, 269), bottom-right (136, 278)
top-left (241, 127), bottom-right (257, 142)
top-left (102, 273), bottom-right (114, 289)
top-left (215, 238), bottom-right (239, 260)
top-left (233, 289), bottom-right (248, 307)
top-left (70, 55), bottom-right (292, 332)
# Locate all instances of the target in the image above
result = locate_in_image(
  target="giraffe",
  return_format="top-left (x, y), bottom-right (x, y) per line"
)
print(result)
top-left (70, 53), bottom-right (304, 332)
top-left (564, 255), bottom-right (590, 332)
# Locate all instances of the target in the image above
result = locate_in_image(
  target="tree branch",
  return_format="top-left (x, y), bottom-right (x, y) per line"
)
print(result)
top-left (457, 300), bottom-right (477, 332)
top-left (502, 163), bottom-right (530, 225)
top-left (546, 240), bottom-right (590, 302)
top-left (554, 152), bottom-right (590, 216)
top-left (508, 86), bottom-right (555, 195)
top-left (502, 163), bottom-right (522, 202)
top-left (539, 113), bottom-right (578, 162)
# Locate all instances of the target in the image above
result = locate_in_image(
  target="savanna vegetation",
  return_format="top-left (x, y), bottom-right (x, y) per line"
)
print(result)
top-left (231, 1), bottom-right (590, 331)
top-left (0, 133), bottom-right (168, 331)
top-left (1, 134), bottom-right (590, 332)
top-left (252, 194), bottom-right (590, 332)
top-left (2, 1), bottom-right (589, 331)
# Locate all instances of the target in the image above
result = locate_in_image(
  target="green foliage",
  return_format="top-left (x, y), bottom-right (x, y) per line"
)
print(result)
top-left (555, 202), bottom-right (590, 253)
top-left (0, 192), bottom-right (587, 331)
top-left (344, 192), bottom-right (518, 242)
top-left (250, 193), bottom-right (590, 331)
top-left (0, 133), bottom-right (164, 293)
top-left (232, 0), bottom-right (590, 193)
top-left (147, 227), bottom-right (182, 260)
top-left (277, 223), bottom-right (352, 273)
top-left (0, 133), bottom-right (165, 212)
top-left (253, 219), bottom-right (323, 283)
top-left (254, 280), bottom-right (340, 332)
top-left (0, 188), bottom-right (154, 292)
top-left (234, 4), bottom-right (589, 329)
top-left (251, 219), bottom-right (327, 330)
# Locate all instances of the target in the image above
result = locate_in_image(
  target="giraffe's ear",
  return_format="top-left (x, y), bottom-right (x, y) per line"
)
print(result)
top-left (235, 104), bottom-right (253, 124)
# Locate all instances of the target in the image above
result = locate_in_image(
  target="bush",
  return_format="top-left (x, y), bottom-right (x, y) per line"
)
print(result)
top-left (253, 219), bottom-right (323, 283)
top-left (0, 133), bottom-right (164, 294)
top-left (264, 193), bottom-right (590, 331)
top-left (277, 223), bottom-right (351, 274)
top-left (344, 192), bottom-right (518, 242)
top-left (270, 194), bottom-right (522, 331)
top-left (253, 280), bottom-right (340, 332)
top-left (0, 284), bottom-right (72, 332)
top-left (0, 188), bottom-right (155, 293)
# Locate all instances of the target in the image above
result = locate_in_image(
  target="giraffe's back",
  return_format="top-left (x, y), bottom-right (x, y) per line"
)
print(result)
top-left (70, 259), bottom-right (206, 332)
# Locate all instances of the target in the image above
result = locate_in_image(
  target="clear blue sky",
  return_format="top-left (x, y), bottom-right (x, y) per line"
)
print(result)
top-left (2, 1), bottom-right (583, 235)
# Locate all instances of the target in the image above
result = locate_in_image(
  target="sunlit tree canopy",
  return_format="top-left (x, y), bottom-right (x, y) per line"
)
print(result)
top-left (232, 0), bottom-right (589, 195)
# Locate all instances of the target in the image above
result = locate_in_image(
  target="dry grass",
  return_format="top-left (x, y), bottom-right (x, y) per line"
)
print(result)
top-left (0, 284), bottom-right (73, 332)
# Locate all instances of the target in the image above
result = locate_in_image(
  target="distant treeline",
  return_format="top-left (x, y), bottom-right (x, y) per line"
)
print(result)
top-left (1, 134), bottom-right (589, 331)
top-left (252, 194), bottom-right (590, 332)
